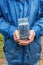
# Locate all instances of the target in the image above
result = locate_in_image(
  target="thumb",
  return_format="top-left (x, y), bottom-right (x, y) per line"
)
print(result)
top-left (15, 30), bottom-right (20, 40)
top-left (29, 35), bottom-right (32, 39)
top-left (29, 31), bottom-right (32, 39)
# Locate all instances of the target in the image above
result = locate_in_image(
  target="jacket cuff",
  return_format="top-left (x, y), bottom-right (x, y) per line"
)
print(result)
top-left (32, 26), bottom-right (41, 38)
top-left (8, 25), bottom-right (17, 38)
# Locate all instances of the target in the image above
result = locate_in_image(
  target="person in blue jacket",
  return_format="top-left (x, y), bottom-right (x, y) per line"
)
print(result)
top-left (0, 0), bottom-right (43, 65)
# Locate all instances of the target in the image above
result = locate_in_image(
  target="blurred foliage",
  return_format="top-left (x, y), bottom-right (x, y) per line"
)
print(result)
top-left (0, 33), bottom-right (4, 50)
top-left (0, 33), bottom-right (4, 59)
top-left (0, 33), bottom-right (4, 43)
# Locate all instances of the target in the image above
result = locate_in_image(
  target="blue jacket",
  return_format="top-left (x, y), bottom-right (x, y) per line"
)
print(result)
top-left (0, 0), bottom-right (43, 65)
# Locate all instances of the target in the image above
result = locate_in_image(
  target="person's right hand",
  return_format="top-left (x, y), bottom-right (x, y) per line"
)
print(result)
top-left (13, 30), bottom-right (20, 43)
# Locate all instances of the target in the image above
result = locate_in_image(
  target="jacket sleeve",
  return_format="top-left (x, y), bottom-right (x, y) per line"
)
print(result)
top-left (0, 17), bottom-right (17, 38)
top-left (32, 0), bottom-right (43, 38)
top-left (32, 18), bottom-right (43, 38)
top-left (0, 0), bottom-right (17, 38)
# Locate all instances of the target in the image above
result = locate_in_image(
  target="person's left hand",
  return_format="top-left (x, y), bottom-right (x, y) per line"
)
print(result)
top-left (18, 30), bottom-right (35, 46)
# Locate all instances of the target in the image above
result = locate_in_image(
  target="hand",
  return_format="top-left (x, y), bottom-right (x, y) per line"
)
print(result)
top-left (18, 30), bottom-right (35, 46)
top-left (13, 30), bottom-right (20, 42)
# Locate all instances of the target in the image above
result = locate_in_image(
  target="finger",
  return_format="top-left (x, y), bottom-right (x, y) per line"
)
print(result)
top-left (14, 34), bottom-right (17, 41)
top-left (18, 43), bottom-right (28, 46)
top-left (29, 30), bottom-right (35, 40)
top-left (19, 39), bottom-right (27, 44)
top-left (14, 30), bottom-right (20, 42)
top-left (18, 40), bottom-right (27, 45)
top-left (15, 31), bottom-right (20, 40)
top-left (29, 32), bottom-right (33, 39)
top-left (18, 39), bottom-right (30, 46)
top-left (13, 33), bottom-right (19, 42)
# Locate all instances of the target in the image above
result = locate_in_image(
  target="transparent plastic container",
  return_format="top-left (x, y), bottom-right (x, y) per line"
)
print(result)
top-left (18, 18), bottom-right (30, 39)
